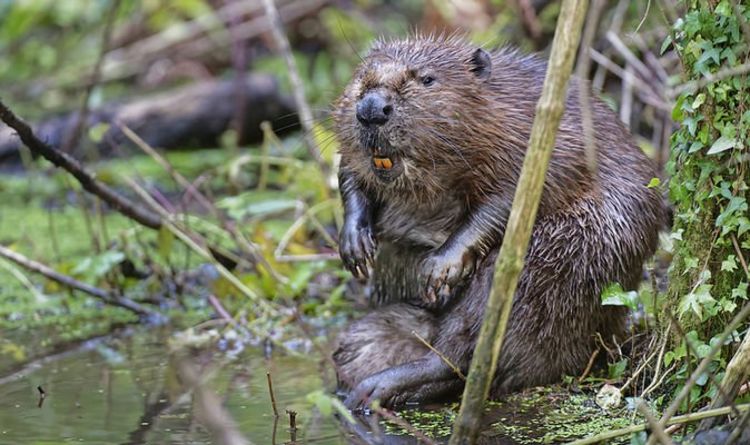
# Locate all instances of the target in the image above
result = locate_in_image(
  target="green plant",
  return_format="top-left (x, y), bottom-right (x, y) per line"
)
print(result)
top-left (664, 0), bottom-right (749, 406)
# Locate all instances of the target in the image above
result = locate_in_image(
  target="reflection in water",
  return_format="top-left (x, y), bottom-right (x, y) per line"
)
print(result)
top-left (0, 327), bottom-right (346, 444)
top-left (0, 327), bottom-right (524, 445)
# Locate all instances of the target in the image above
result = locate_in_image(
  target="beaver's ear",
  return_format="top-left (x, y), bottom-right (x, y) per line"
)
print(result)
top-left (470, 48), bottom-right (492, 81)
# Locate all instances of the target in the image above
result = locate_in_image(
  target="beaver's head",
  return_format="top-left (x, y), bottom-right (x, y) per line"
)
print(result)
top-left (334, 36), bottom-right (493, 185)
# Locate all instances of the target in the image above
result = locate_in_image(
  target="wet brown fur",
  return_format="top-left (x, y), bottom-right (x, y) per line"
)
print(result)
top-left (332, 34), bottom-right (666, 407)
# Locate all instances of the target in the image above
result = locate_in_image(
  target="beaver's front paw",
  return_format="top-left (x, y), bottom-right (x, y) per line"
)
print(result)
top-left (344, 372), bottom-right (406, 411)
top-left (420, 244), bottom-right (477, 306)
top-left (339, 220), bottom-right (376, 279)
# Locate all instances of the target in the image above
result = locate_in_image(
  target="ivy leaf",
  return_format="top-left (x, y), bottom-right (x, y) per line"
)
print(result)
top-left (691, 93), bottom-right (706, 109)
top-left (714, 0), bottom-right (732, 16)
top-left (660, 35), bottom-right (673, 55)
top-left (679, 284), bottom-right (715, 320)
top-left (707, 136), bottom-right (737, 154)
top-left (732, 282), bottom-right (748, 300)
top-left (688, 141), bottom-right (704, 153)
top-left (716, 196), bottom-right (748, 227)
top-left (721, 255), bottom-right (738, 272)
top-left (737, 216), bottom-right (750, 237)
top-left (697, 47), bottom-right (720, 66)
top-left (601, 283), bottom-right (639, 311)
top-left (672, 96), bottom-right (686, 121)
top-left (88, 123), bottom-right (110, 143)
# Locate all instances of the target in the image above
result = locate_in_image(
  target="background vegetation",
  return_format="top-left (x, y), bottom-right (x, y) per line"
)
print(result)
top-left (0, 0), bottom-right (748, 443)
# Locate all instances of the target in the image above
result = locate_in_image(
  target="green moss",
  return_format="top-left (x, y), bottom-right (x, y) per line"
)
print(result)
top-left (487, 387), bottom-right (637, 444)
top-left (377, 386), bottom-right (641, 443)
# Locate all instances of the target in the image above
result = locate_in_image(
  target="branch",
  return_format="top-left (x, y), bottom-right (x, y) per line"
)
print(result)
top-left (448, 0), bottom-right (589, 442)
top-left (61, 0), bottom-right (121, 154)
top-left (261, 0), bottom-right (329, 177)
top-left (566, 403), bottom-right (750, 445)
top-left (699, 325), bottom-right (750, 430)
top-left (653, 303), bottom-right (750, 434)
top-left (0, 244), bottom-right (156, 317)
top-left (0, 100), bottom-right (162, 229)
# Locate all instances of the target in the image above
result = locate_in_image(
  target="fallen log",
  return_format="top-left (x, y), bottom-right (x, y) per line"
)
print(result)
top-left (0, 74), bottom-right (298, 164)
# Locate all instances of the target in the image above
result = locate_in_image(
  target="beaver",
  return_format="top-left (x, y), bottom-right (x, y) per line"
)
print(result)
top-left (332, 34), bottom-right (665, 409)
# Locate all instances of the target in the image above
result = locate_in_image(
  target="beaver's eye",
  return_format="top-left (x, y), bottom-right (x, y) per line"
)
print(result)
top-left (421, 75), bottom-right (435, 86)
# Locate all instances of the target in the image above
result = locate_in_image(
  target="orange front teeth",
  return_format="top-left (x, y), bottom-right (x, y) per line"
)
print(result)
top-left (373, 157), bottom-right (393, 169)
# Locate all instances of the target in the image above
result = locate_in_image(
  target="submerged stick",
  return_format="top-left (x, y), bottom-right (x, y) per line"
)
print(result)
top-left (0, 244), bottom-right (155, 317)
top-left (286, 410), bottom-right (298, 442)
top-left (448, 0), bottom-right (589, 443)
top-left (267, 372), bottom-right (279, 417)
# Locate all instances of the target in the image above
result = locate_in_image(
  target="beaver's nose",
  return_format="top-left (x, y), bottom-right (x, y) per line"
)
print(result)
top-left (356, 92), bottom-right (392, 126)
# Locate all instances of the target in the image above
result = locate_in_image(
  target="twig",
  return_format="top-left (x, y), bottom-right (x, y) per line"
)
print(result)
top-left (640, 322), bottom-right (671, 397)
top-left (274, 199), bottom-right (338, 261)
top-left (664, 313), bottom-right (741, 426)
top-left (575, 0), bottom-right (605, 173)
top-left (261, 0), bottom-right (329, 177)
top-left (411, 330), bottom-right (466, 380)
top-left (589, 49), bottom-right (670, 111)
top-left (516, 0), bottom-right (543, 41)
top-left (224, 0), bottom-right (249, 145)
top-left (700, 324), bottom-right (750, 431)
top-left (731, 234), bottom-right (749, 276)
top-left (118, 122), bottom-right (287, 284)
top-left (578, 348), bottom-right (600, 382)
top-left (621, 347), bottom-right (660, 394)
top-left (634, 0), bottom-right (653, 34)
top-left (61, 0), bottom-right (121, 155)
top-left (0, 244), bottom-right (156, 317)
top-left (0, 257), bottom-right (46, 300)
top-left (0, 100), bottom-right (162, 229)
top-left (621, 65), bottom-right (635, 127)
top-left (566, 403), bottom-right (750, 445)
top-left (726, 406), bottom-right (750, 445)
top-left (636, 400), bottom-right (674, 445)
top-left (372, 406), bottom-right (437, 445)
top-left (124, 178), bottom-right (279, 317)
top-left (668, 62), bottom-right (750, 98)
top-left (606, 31), bottom-right (657, 87)
top-left (275, 253), bottom-right (340, 262)
top-left (653, 303), bottom-right (750, 434)
top-left (591, 0), bottom-right (629, 92)
top-left (267, 372), bottom-right (279, 417)
top-left (208, 294), bottom-right (235, 322)
top-left (286, 410), bottom-right (298, 443)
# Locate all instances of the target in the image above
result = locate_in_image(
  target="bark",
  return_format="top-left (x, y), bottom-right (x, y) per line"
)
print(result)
top-left (699, 329), bottom-right (750, 430)
top-left (447, 0), bottom-right (589, 442)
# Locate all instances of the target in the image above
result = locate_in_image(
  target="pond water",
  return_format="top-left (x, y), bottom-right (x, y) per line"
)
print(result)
top-left (0, 326), bottom-right (349, 444)
top-left (0, 325), bottom-right (581, 445)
